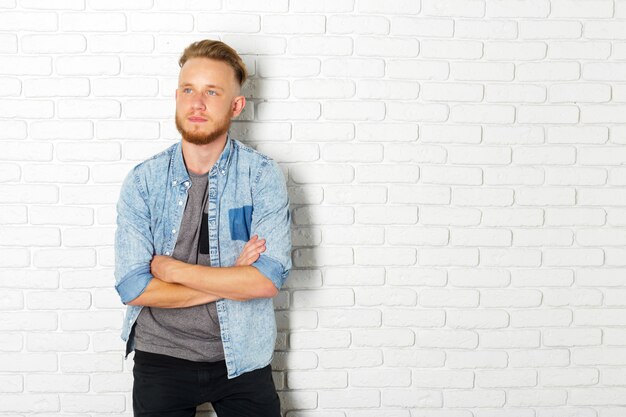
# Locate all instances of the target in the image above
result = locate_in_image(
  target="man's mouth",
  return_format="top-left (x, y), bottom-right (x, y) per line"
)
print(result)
top-left (188, 116), bottom-right (208, 123)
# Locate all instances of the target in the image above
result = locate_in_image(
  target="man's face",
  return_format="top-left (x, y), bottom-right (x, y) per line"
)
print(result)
top-left (175, 57), bottom-right (243, 146)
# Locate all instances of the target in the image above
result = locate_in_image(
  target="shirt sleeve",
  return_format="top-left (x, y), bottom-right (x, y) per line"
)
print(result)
top-left (250, 159), bottom-right (292, 290)
top-left (114, 167), bottom-right (155, 304)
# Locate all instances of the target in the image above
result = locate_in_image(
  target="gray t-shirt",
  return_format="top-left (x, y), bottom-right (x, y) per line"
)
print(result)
top-left (134, 170), bottom-right (224, 362)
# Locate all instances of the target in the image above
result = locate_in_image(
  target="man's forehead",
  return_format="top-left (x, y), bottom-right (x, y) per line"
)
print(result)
top-left (179, 58), bottom-right (236, 83)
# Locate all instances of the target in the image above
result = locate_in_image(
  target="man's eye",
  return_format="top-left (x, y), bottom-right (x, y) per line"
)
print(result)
top-left (206, 90), bottom-right (217, 96)
top-left (183, 88), bottom-right (192, 94)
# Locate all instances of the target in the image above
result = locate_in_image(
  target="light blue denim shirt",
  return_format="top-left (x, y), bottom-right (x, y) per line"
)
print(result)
top-left (114, 137), bottom-right (291, 379)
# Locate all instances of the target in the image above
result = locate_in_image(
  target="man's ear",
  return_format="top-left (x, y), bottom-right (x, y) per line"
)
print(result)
top-left (231, 95), bottom-right (246, 118)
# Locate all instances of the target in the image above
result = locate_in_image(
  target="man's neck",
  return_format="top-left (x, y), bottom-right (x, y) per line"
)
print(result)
top-left (181, 135), bottom-right (228, 175)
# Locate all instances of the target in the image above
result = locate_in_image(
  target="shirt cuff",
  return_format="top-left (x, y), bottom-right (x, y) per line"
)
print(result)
top-left (115, 264), bottom-right (153, 304)
top-left (252, 255), bottom-right (285, 289)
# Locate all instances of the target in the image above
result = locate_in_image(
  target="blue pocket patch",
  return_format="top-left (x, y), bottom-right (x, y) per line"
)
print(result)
top-left (229, 205), bottom-right (253, 241)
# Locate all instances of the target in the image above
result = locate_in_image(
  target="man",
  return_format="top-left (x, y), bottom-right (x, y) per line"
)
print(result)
top-left (114, 39), bottom-right (291, 417)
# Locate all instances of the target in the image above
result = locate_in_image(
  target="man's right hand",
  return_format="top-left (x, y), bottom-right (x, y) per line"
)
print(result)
top-left (235, 235), bottom-right (266, 266)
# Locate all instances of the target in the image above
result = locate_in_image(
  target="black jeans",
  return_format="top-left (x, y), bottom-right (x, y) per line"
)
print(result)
top-left (132, 350), bottom-right (281, 417)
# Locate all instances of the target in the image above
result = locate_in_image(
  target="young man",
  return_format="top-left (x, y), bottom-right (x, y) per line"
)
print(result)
top-left (114, 40), bottom-right (291, 417)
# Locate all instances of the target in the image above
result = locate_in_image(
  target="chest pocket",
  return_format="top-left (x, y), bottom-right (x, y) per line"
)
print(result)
top-left (228, 205), bottom-right (253, 241)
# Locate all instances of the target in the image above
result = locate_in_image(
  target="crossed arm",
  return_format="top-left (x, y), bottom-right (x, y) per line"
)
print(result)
top-left (127, 235), bottom-right (276, 308)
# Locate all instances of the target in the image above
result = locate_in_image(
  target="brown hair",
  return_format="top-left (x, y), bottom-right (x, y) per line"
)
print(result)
top-left (179, 39), bottom-right (247, 87)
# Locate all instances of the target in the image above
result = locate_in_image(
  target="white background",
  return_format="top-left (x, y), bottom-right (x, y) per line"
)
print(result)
top-left (1, 0), bottom-right (626, 416)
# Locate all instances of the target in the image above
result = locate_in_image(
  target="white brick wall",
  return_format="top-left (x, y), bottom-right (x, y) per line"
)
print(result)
top-left (2, 0), bottom-right (626, 415)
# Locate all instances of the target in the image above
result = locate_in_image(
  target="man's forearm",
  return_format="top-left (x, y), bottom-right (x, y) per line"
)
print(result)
top-left (169, 263), bottom-right (278, 301)
top-left (127, 277), bottom-right (221, 308)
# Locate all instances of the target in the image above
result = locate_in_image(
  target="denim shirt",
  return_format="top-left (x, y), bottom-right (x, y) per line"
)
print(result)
top-left (114, 137), bottom-right (292, 379)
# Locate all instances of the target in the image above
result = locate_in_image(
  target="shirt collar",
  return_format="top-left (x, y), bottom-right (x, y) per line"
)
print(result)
top-left (169, 135), bottom-right (234, 187)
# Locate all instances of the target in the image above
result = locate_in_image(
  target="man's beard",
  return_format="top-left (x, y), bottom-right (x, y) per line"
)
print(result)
top-left (175, 111), bottom-right (231, 146)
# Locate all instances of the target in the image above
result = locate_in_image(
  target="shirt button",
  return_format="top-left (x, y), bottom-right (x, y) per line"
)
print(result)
top-left (165, 251), bottom-right (170, 256)
top-left (178, 200), bottom-right (183, 205)
top-left (172, 229), bottom-right (176, 234)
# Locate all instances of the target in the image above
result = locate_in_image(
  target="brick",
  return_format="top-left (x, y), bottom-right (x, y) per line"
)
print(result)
top-left (92, 77), bottom-right (158, 97)
top-left (56, 142), bottom-right (121, 162)
top-left (357, 123), bottom-right (418, 141)
top-left (27, 332), bottom-right (89, 352)
top-left (0, 394), bottom-right (59, 412)
top-left (387, 267), bottom-right (447, 287)
top-left (355, 37), bottom-right (419, 57)
top-left (544, 288), bottom-right (602, 307)
top-left (324, 185), bottom-right (386, 204)
top-left (546, 126), bottom-right (608, 144)
top-left (292, 247), bottom-right (353, 267)
top-left (290, 164), bottom-right (353, 183)
top-left (416, 329), bottom-right (478, 349)
top-left (543, 328), bottom-right (602, 347)
top-left (222, 34), bottom-right (286, 55)
top-left (329, 15), bottom-right (389, 34)
top-left (420, 166), bottom-right (482, 185)
top-left (510, 349), bottom-right (570, 367)
top-left (389, 185), bottom-right (450, 204)
top-left (225, 0), bottom-right (287, 11)
top-left (513, 228), bottom-right (573, 246)
top-left (30, 121), bottom-right (93, 140)
top-left (0, 226), bottom-right (59, 247)
top-left (445, 390), bottom-right (505, 407)
top-left (356, 205), bottom-right (417, 224)
top-left (549, 41), bottom-right (611, 59)
top-left (323, 58), bottom-right (384, 77)
top-left (484, 167), bottom-right (544, 185)
top-left (552, 0), bottom-right (613, 17)
top-left (290, 330), bottom-right (350, 349)
top-left (353, 329), bottom-right (414, 347)
top-left (481, 290), bottom-right (542, 307)
top-left (452, 62), bottom-right (514, 81)
top-left (293, 79), bottom-right (355, 99)
top-left (60, 12), bottom-right (125, 31)
top-left (355, 247), bottom-right (416, 266)
top-left (393, 18), bottom-right (452, 38)
top-left (507, 389), bottom-right (567, 407)
top-left (0, 99), bottom-right (54, 118)
top-left (287, 371), bottom-right (347, 389)
top-left (455, 20), bottom-right (517, 39)
top-left (257, 102), bottom-right (320, 120)
top-left (383, 309), bottom-right (444, 328)
top-left (318, 308), bottom-right (381, 328)
top-left (22, 34), bottom-right (86, 53)
top-left (320, 349), bottom-right (382, 369)
top-left (0, 184), bottom-right (58, 203)
top-left (450, 228), bottom-right (511, 246)
top-left (487, 0), bottom-right (549, 17)
top-left (420, 124), bottom-right (482, 144)
top-left (61, 394), bottom-right (126, 412)
top-left (291, 0), bottom-right (353, 11)
top-left (351, 369), bottom-right (411, 388)
top-left (0, 269), bottom-right (58, 289)
top-left (420, 289), bottom-right (479, 307)
top-left (0, 12), bottom-right (57, 30)
top-left (254, 143), bottom-right (319, 163)
top-left (518, 63), bottom-right (580, 81)
top-left (263, 15), bottom-right (325, 34)
top-left (385, 144), bottom-right (446, 163)
top-left (321, 389), bottom-right (380, 408)
top-left (56, 56), bottom-right (120, 76)
top-left (323, 101), bottom-right (385, 121)
top-left (543, 248), bottom-right (604, 266)
top-left (324, 267), bottom-right (384, 286)
top-left (477, 370), bottom-right (537, 388)
top-left (356, 288), bottom-right (417, 307)
top-left (383, 389), bottom-right (442, 408)
top-left (24, 78), bottom-right (90, 98)
top-left (483, 126), bottom-right (544, 144)
top-left (421, 82), bottom-right (483, 102)
top-left (452, 188), bottom-right (514, 207)
top-left (388, 102), bottom-right (449, 122)
top-left (231, 122), bottom-right (290, 141)
top-left (0, 34), bottom-right (17, 53)
top-left (388, 60), bottom-right (449, 80)
top-left (356, 164), bottom-right (419, 183)
top-left (0, 205), bottom-right (27, 224)
top-left (293, 206), bottom-right (353, 225)
top-left (485, 84), bottom-right (545, 103)
top-left (322, 143), bottom-right (382, 163)
top-left (293, 122), bottom-right (353, 141)
top-left (447, 350), bottom-right (508, 369)
top-left (520, 20), bottom-right (582, 39)
top-left (422, 0), bottom-right (485, 17)
top-left (89, 34), bottom-right (154, 53)
top-left (481, 330), bottom-right (541, 349)
top-left (448, 269), bottom-right (510, 287)
top-left (448, 310), bottom-right (509, 329)
top-left (510, 309), bottom-right (572, 327)
top-left (292, 289), bottom-right (354, 308)
top-left (421, 40), bottom-right (482, 59)
top-left (387, 226), bottom-right (448, 246)
top-left (289, 36), bottom-right (353, 56)
top-left (0, 374), bottom-right (22, 392)
top-left (513, 146), bottom-right (575, 164)
top-left (541, 368), bottom-right (599, 387)
top-left (515, 187), bottom-right (575, 205)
